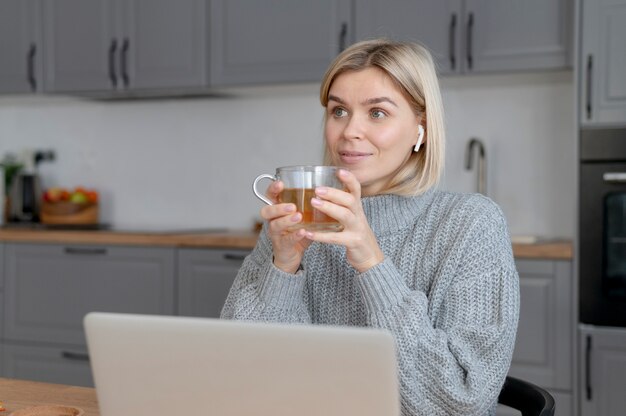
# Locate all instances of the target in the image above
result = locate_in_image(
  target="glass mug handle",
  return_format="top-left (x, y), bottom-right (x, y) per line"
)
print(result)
top-left (252, 174), bottom-right (277, 205)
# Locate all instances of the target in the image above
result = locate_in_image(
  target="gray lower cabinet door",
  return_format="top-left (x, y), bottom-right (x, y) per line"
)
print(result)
top-left (178, 248), bottom-right (250, 318)
top-left (580, 0), bottom-right (626, 125)
top-left (463, 0), bottom-right (571, 73)
top-left (2, 342), bottom-right (93, 387)
top-left (0, 0), bottom-right (41, 93)
top-left (508, 260), bottom-right (572, 390)
top-left (579, 325), bottom-right (626, 416)
top-left (119, 0), bottom-right (208, 90)
top-left (354, 0), bottom-right (463, 75)
top-left (3, 243), bottom-right (175, 346)
top-left (209, 0), bottom-right (351, 86)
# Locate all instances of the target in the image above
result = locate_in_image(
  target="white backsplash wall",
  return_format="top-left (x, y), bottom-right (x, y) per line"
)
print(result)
top-left (0, 71), bottom-right (575, 237)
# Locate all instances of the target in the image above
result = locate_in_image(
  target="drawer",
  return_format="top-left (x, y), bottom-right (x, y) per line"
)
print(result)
top-left (3, 243), bottom-right (175, 345)
top-left (1, 342), bottom-right (93, 387)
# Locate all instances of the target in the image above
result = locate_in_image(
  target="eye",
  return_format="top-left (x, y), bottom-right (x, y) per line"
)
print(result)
top-left (331, 107), bottom-right (348, 118)
top-left (371, 109), bottom-right (387, 119)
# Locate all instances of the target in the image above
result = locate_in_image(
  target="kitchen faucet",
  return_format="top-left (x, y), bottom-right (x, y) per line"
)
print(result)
top-left (465, 138), bottom-right (486, 195)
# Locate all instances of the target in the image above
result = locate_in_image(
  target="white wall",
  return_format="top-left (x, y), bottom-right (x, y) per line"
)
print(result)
top-left (0, 70), bottom-right (575, 237)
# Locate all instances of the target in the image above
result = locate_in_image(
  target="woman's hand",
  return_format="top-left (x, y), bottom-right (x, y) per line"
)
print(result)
top-left (261, 180), bottom-right (312, 274)
top-left (305, 169), bottom-right (384, 273)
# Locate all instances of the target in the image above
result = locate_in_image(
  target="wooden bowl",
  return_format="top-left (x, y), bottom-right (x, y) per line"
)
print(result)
top-left (40, 202), bottom-right (99, 225)
top-left (9, 405), bottom-right (84, 416)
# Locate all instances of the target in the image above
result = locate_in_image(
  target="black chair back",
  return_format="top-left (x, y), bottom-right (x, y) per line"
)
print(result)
top-left (498, 376), bottom-right (555, 416)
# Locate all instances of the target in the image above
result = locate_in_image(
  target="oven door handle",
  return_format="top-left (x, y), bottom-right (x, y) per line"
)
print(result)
top-left (603, 172), bottom-right (626, 183)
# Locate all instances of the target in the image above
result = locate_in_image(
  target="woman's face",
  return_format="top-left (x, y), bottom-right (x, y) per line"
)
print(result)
top-left (324, 67), bottom-right (421, 196)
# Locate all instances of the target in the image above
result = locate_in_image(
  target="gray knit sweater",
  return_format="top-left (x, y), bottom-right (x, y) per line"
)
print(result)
top-left (221, 189), bottom-right (520, 415)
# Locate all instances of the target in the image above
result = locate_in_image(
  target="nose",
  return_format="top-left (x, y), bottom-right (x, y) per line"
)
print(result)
top-left (342, 113), bottom-right (366, 140)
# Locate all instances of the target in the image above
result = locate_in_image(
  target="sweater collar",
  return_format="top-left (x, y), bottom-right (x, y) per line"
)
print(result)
top-left (360, 188), bottom-right (436, 235)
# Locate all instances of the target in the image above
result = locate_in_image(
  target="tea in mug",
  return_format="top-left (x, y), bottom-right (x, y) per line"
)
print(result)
top-left (279, 188), bottom-right (343, 232)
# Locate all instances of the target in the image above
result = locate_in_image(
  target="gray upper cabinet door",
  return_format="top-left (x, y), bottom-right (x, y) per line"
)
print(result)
top-left (508, 260), bottom-right (573, 390)
top-left (41, 0), bottom-right (117, 92)
top-left (3, 243), bottom-right (175, 346)
top-left (178, 248), bottom-right (249, 318)
top-left (209, 0), bottom-right (351, 86)
top-left (119, 0), bottom-right (207, 90)
top-left (579, 325), bottom-right (626, 416)
top-left (354, 0), bottom-right (463, 75)
top-left (0, 0), bottom-right (41, 93)
top-left (464, 0), bottom-right (572, 73)
top-left (580, 0), bottom-right (626, 126)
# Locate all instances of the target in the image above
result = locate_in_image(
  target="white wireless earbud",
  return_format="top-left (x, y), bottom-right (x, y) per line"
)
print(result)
top-left (414, 125), bottom-right (425, 152)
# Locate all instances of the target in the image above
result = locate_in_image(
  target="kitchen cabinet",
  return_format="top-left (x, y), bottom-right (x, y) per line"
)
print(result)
top-left (1, 343), bottom-right (93, 388)
top-left (209, 0), bottom-right (351, 86)
top-left (355, 0), bottom-right (571, 75)
top-left (0, 242), bottom-right (175, 387)
top-left (41, 0), bottom-right (207, 93)
top-left (579, 325), bottom-right (626, 416)
top-left (580, 0), bottom-right (626, 126)
top-left (3, 243), bottom-right (175, 346)
top-left (506, 259), bottom-right (574, 414)
top-left (178, 248), bottom-right (250, 318)
top-left (0, 0), bottom-right (42, 93)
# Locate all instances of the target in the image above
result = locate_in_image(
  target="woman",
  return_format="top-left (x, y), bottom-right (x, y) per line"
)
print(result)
top-left (221, 39), bottom-right (519, 415)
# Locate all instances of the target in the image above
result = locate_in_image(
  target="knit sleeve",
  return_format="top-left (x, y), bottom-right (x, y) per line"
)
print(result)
top-left (220, 226), bottom-right (312, 324)
top-left (356, 197), bottom-right (520, 415)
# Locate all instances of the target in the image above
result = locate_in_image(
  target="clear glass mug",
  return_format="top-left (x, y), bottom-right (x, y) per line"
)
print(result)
top-left (252, 165), bottom-right (344, 232)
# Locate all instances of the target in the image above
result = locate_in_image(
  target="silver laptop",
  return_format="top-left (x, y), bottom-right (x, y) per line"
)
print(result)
top-left (84, 312), bottom-right (400, 416)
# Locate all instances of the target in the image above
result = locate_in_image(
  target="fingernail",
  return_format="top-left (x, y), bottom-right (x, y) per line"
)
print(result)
top-left (291, 213), bottom-right (301, 222)
top-left (311, 198), bottom-right (322, 207)
top-left (284, 204), bottom-right (295, 212)
top-left (316, 187), bottom-right (328, 195)
top-left (305, 232), bottom-right (314, 239)
top-left (339, 169), bottom-right (349, 177)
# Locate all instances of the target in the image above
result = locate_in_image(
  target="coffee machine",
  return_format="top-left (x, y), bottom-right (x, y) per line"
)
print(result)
top-left (9, 149), bottom-right (54, 223)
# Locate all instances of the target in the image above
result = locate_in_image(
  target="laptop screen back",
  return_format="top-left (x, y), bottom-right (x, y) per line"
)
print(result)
top-left (84, 312), bottom-right (400, 416)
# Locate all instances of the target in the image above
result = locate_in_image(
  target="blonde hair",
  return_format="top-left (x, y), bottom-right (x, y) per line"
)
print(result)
top-left (320, 39), bottom-right (445, 196)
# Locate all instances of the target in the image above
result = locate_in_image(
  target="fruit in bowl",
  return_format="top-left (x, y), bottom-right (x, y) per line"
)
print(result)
top-left (41, 187), bottom-right (99, 225)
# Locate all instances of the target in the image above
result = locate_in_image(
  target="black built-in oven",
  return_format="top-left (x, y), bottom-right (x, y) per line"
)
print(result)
top-left (580, 128), bottom-right (626, 327)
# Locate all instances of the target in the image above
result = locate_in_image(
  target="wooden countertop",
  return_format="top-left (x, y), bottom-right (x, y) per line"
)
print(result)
top-left (0, 228), bottom-right (573, 259)
top-left (0, 378), bottom-right (99, 416)
top-left (0, 228), bottom-right (259, 249)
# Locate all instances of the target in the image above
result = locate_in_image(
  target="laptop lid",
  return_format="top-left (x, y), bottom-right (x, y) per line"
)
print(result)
top-left (84, 312), bottom-right (400, 416)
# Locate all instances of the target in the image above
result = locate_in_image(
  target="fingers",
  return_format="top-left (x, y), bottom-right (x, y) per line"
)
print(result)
top-left (266, 180), bottom-right (284, 204)
top-left (337, 169), bottom-right (361, 199)
top-left (261, 204), bottom-right (302, 233)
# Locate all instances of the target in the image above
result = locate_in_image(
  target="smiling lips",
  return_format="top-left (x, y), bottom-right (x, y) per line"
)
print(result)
top-left (339, 150), bottom-right (373, 164)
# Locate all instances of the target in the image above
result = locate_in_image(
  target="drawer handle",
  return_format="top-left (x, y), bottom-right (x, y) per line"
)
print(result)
top-left (223, 253), bottom-right (247, 261)
top-left (603, 172), bottom-right (626, 183)
top-left (64, 247), bottom-right (108, 255)
top-left (61, 351), bottom-right (90, 362)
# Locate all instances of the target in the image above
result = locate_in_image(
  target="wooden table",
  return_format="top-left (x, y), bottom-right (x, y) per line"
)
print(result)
top-left (0, 378), bottom-right (99, 416)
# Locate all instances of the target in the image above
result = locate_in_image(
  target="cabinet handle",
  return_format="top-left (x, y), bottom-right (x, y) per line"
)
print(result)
top-left (64, 247), bottom-right (108, 255)
top-left (27, 43), bottom-right (37, 91)
top-left (449, 14), bottom-right (457, 71)
top-left (585, 334), bottom-right (592, 400)
top-left (338, 22), bottom-right (348, 54)
top-left (466, 12), bottom-right (474, 70)
top-left (603, 172), bottom-right (626, 183)
top-left (223, 253), bottom-right (247, 261)
top-left (121, 38), bottom-right (130, 88)
top-left (61, 351), bottom-right (90, 362)
top-left (108, 39), bottom-right (118, 88)
top-left (586, 55), bottom-right (593, 120)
